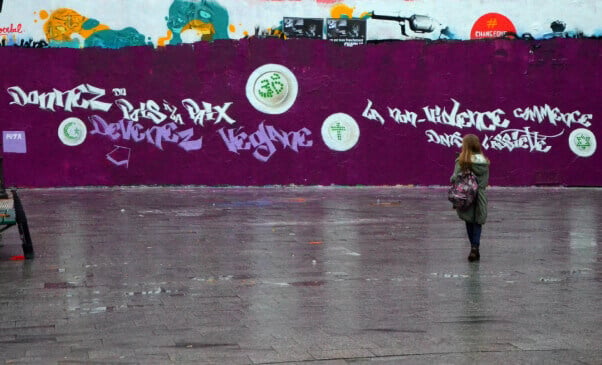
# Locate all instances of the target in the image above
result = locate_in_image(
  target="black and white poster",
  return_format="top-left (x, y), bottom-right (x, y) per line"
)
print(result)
top-left (283, 17), bottom-right (324, 39)
top-left (326, 18), bottom-right (366, 46)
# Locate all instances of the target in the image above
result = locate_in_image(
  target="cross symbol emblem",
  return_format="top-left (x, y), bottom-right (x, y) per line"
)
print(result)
top-left (330, 122), bottom-right (346, 141)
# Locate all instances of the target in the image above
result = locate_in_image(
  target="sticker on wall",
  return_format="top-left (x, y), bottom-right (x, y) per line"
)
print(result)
top-left (470, 13), bottom-right (516, 39)
top-left (3, 131), bottom-right (26, 153)
top-left (321, 113), bottom-right (360, 151)
top-left (569, 128), bottom-right (596, 157)
top-left (246, 64), bottom-right (298, 114)
top-left (58, 117), bottom-right (87, 146)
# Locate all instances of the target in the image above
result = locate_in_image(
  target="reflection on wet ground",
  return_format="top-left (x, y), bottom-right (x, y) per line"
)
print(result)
top-left (0, 186), bottom-right (600, 364)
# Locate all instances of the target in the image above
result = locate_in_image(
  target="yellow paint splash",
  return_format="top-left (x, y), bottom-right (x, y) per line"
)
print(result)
top-left (158, 29), bottom-right (173, 47)
top-left (182, 19), bottom-right (215, 41)
top-left (43, 8), bottom-right (87, 41)
top-left (43, 8), bottom-right (109, 42)
top-left (330, 4), bottom-right (355, 19)
top-left (229, 24), bottom-right (236, 33)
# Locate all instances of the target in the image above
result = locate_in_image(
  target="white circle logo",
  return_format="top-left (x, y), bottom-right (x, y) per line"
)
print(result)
top-left (58, 117), bottom-right (87, 146)
top-left (246, 64), bottom-right (298, 114)
top-left (569, 128), bottom-right (596, 157)
top-left (321, 113), bottom-right (360, 151)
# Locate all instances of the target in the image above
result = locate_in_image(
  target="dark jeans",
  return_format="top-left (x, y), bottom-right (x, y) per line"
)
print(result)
top-left (465, 222), bottom-right (482, 247)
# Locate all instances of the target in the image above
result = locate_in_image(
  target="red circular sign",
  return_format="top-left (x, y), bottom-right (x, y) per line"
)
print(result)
top-left (471, 13), bottom-right (516, 40)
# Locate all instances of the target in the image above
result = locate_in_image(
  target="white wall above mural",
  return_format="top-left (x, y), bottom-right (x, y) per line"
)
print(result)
top-left (0, 0), bottom-right (601, 48)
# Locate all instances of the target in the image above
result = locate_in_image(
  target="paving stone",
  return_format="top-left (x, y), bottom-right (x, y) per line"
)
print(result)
top-left (0, 186), bottom-right (600, 364)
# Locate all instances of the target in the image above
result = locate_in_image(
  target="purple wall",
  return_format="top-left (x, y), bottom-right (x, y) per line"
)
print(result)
top-left (1, 38), bottom-right (600, 187)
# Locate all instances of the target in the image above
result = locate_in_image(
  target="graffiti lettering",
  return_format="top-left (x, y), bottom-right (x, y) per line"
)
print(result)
top-left (0, 23), bottom-right (22, 35)
top-left (422, 99), bottom-right (510, 131)
top-left (389, 107), bottom-right (423, 127)
top-left (163, 100), bottom-right (183, 125)
top-left (88, 115), bottom-right (202, 152)
top-left (425, 129), bottom-right (463, 148)
top-left (7, 84), bottom-right (112, 112)
top-left (182, 99), bottom-right (236, 126)
top-left (112, 88), bottom-right (127, 96)
top-left (114, 98), bottom-right (167, 124)
top-left (5, 133), bottom-right (23, 140)
top-left (482, 127), bottom-right (563, 153)
top-left (362, 99), bottom-right (385, 124)
top-left (513, 105), bottom-right (592, 128)
top-left (218, 122), bottom-right (312, 162)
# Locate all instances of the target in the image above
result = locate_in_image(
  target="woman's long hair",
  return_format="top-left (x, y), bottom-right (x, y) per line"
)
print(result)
top-left (459, 134), bottom-right (487, 171)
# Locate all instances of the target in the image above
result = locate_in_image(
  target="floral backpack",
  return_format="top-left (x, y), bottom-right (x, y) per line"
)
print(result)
top-left (448, 170), bottom-right (478, 210)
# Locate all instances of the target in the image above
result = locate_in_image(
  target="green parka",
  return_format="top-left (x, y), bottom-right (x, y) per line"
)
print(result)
top-left (450, 154), bottom-right (489, 225)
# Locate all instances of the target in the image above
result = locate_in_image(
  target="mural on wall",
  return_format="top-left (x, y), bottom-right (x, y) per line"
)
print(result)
top-left (1, 0), bottom-right (602, 48)
top-left (1, 38), bottom-right (600, 187)
top-left (0, 0), bottom-right (601, 187)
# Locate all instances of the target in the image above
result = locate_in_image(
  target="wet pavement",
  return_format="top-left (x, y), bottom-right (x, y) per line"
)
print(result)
top-left (0, 186), bottom-right (601, 364)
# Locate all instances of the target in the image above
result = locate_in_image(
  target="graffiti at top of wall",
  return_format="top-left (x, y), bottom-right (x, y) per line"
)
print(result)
top-left (165, 0), bottom-right (229, 44)
top-left (30, 0), bottom-right (229, 48)
top-left (41, 8), bottom-right (149, 48)
top-left (1, 0), bottom-right (601, 48)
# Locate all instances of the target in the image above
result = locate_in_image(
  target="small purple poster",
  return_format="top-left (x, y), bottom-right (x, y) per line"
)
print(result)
top-left (3, 131), bottom-right (26, 153)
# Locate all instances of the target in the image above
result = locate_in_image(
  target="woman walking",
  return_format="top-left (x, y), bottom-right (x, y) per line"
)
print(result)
top-left (451, 134), bottom-right (490, 262)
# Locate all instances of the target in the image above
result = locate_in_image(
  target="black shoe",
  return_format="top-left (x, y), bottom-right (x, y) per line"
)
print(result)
top-left (468, 247), bottom-right (480, 262)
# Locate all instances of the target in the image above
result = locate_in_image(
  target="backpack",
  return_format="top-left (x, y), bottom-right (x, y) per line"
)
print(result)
top-left (448, 170), bottom-right (478, 210)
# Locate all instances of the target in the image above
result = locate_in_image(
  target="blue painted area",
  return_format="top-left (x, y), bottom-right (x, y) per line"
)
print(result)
top-left (84, 27), bottom-right (150, 49)
top-left (166, 0), bottom-right (230, 45)
top-left (49, 39), bottom-right (81, 48)
top-left (83, 18), bottom-right (100, 30)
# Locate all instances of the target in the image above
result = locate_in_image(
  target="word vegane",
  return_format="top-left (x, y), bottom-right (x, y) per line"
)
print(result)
top-left (219, 122), bottom-right (313, 162)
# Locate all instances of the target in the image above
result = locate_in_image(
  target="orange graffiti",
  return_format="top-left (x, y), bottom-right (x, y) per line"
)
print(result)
top-left (43, 8), bottom-right (108, 42)
top-left (358, 11), bottom-right (371, 19)
top-left (158, 29), bottom-right (173, 47)
top-left (39, 10), bottom-right (49, 20)
top-left (330, 4), bottom-right (355, 19)
top-left (44, 8), bottom-right (87, 41)
top-left (229, 24), bottom-right (236, 33)
top-left (182, 19), bottom-right (215, 41)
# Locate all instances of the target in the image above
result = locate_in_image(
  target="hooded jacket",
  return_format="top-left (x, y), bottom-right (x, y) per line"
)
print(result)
top-left (450, 154), bottom-right (489, 224)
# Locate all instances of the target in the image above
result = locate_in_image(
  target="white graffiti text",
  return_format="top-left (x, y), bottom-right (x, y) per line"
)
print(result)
top-left (7, 84), bottom-right (112, 112)
top-left (513, 105), bottom-right (592, 128)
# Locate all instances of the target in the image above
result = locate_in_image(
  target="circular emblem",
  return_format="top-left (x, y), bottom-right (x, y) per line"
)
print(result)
top-left (470, 13), bottom-right (517, 40)
top-left (246, 64), bottom-right (298, 114)
top-left (321, 113), bottom-right (360, 151)
top-left (569, 128), bottom-right (596, 157)
top-left (58, 117), bottom-right (87, 146)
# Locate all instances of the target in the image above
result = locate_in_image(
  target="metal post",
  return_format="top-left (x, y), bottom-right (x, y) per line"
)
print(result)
top-left (0, 156), bottom-right (8, 199)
